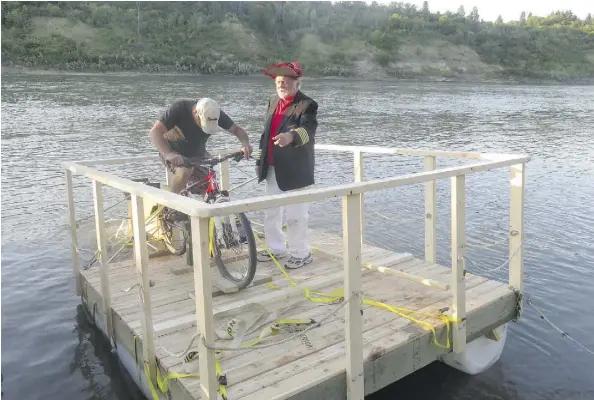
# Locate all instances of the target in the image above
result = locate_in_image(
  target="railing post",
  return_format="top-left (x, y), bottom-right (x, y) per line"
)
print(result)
top-left (191, 215), bottom-right (218, 399)
top-left (92, 180), bottom-right (114, 340)
top-left (342, 193), bottom-right (364, 400)
top-left (451, 175), bottom-right (467, 353)
top-left (424, 156), bottom-right (437, 264)
top-left (66, 170), bottom-right (82, 296)
top-left (165, 166), bottom-right (173, 188)
top-left (509, 163), bottom-right (525, 317)
top-left (131, 195), bottom-right (157, 387)
top-left (220, 158), bottom-right (230, 191)
top-left (353, 151), bottom-right (364, 245)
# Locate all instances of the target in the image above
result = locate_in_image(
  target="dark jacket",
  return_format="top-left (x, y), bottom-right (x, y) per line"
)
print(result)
top-left (256, 90), bottom-right (318, 191)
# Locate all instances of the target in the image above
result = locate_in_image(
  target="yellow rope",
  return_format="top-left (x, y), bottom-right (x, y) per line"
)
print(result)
top-left (252, 229), bottom-right (459, 349)
top-left (138, 217), bottom-right (459, 400)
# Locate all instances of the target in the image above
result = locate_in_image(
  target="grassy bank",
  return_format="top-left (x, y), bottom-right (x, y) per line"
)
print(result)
top-left (2, 2), bottom-right (594, 81)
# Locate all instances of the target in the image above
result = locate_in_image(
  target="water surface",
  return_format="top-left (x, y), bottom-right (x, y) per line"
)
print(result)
top-left (2, 73), bottom-right (594, 400)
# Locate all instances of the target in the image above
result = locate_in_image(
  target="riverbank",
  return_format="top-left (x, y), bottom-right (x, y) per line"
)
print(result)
top-left (3, 3), bottom-right (593, 85)
top-left (4, 65), bottom-right (594, 86)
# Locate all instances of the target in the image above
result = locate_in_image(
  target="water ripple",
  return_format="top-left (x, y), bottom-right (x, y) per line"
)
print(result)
top-left (2, 73), bottom-right (594, 400)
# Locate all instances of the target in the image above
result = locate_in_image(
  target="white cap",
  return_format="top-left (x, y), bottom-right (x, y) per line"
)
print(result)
top-left (195, 98), bottom-right (221, 135)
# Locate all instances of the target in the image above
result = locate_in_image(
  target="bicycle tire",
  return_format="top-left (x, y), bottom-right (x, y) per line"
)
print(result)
top-left (161, 216), bottom-right (187, 256)
top-left (213, 212), bottom-right (257, 290)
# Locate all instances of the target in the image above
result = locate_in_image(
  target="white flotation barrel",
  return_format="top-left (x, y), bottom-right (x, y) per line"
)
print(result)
top-left (441, 323), bottom-right (508, 374)
top-left (115, 338), bottom-right (162, 400)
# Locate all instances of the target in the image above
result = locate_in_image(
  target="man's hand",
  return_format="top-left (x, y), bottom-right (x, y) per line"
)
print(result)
top-left (273, 132), bottom-right (294, 147)
top-left (240, 143), bottom-right (253, 160)
top-left (163, 152), bottom-right (184, 167)
top-left (228, 124), bottom-right (252, 160)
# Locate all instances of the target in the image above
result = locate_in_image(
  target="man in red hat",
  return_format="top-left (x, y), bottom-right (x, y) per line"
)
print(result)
top-left (255, 61), bottom-right (318, 268)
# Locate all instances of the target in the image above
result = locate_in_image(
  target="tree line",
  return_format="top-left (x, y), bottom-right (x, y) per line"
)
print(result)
top-left (2, 1), bottom-right (593, 80)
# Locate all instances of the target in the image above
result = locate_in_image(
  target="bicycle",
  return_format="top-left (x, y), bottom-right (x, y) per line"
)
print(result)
top-left (157, 150), bottom-right (258, 290)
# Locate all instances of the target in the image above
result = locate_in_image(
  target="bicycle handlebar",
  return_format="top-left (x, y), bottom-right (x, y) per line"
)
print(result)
top-left (181, 150), bottom-right (245, 169)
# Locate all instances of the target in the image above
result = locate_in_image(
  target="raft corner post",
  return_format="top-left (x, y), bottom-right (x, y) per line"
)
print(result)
top-left (353, 150), bottom-right (364, 246)
top-left (131, 194), bottom-right (158, 388)
top-left (92, 179), bottom-right (114, 341)
top-left (342, 192), bottom-right (364, 399)
top-left (451, 174), bottom-right (467, 353)
top-left (424, 155), bottom-right (437, 264)
top-left (191, 214), bottom-right (218, 399)
top-left (66, 168), bottom-right (82, 296)
top-left (509, 163), bottom-right (525, 319)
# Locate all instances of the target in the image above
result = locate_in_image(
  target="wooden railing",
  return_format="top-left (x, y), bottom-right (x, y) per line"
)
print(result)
top-left (63, 144), bottom-right (529, 400)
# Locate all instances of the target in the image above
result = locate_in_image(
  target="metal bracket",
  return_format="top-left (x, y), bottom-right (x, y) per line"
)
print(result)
top-left (511, 288), bottom-right (523, 322)
top-left (485, 329), bottom-right (501, 341)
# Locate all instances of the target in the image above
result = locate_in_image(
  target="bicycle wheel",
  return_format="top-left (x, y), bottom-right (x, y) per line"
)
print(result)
top-left (212, 212), bottom-right (257, 290)
top-left (159, 212), bottom-right (187, 256)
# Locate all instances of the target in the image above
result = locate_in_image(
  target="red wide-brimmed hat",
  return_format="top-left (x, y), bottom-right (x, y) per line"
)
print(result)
top-left (263, 61), bottom-right (302, 79)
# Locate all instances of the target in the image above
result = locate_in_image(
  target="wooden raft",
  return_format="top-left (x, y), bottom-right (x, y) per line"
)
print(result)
top-left (81, 229), bottom-right (517, 400)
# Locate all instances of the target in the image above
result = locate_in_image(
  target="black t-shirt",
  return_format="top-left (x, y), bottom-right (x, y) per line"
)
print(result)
top-left (159, 99), bottom-right (234, 157)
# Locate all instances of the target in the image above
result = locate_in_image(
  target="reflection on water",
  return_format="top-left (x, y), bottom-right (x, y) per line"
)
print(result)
top-left (70, 303), bottom-right (145, 400)
top-left (2, 72), bottom-right (594, 400)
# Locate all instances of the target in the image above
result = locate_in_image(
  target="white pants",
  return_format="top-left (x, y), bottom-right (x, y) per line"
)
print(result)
top-left (264, 167), bottom-right (310, 258)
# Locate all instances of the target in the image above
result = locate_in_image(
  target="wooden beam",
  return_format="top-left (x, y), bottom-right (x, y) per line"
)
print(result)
top-left (424, 156), bottom-right (437, 264)
top-left (72, 146), bottom-right (527, 165)
top-left (342, 193), bottom-right (364, 400)
top-left (509, 163), bottom-right (525, 315)
top-left (64, 162), bottom-right (201, 216)
top-left (165, 167), bottom-right (173, 187)
top-left (451, 175), bottom-right (467, 353)
top-left (353, 150), bottom-right (364, 245)
top-left (66, 170), bottom-right (82, 296)
top-left (219, 158), bottom-right (230, 191)
top-left (362, 263), bottom-right (450, 291)
top-left (92, 180), bottom-right (114, 340)
top-left (131, 195), bottom-right (157, 387)
top-left (76, 154), bottom-right (160, 166)
top-left (191, 216), bottom-right (218, 399)
top-left (198, 156), bottom-right (531, 217)
top-left (317, 143), bottom-right (490, 160)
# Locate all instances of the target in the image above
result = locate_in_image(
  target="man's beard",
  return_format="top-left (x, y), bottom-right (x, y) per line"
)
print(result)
top-left (277, 88), bottom-right (294, 99)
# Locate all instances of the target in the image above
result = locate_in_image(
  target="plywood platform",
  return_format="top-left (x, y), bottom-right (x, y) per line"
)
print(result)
top-left (81, 229), bottom-right (517, 400)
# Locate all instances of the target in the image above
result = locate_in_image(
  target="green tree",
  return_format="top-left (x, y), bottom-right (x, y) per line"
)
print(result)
top-left (469, 7), bottom-right (480, 22)
top-left (422, 1), bottom-right (429, 15)
top-left (2, 1), bottom-right (593, 80)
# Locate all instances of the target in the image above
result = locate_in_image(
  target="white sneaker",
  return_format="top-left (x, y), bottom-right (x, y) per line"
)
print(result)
top-left (257, 249), bottom-right (288, 262)
top-left (285, 254), bottom-right (313, 269)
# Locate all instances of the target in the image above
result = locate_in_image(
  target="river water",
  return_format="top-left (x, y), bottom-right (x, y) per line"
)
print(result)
top-left (2, 72), bottom-right (594, 400)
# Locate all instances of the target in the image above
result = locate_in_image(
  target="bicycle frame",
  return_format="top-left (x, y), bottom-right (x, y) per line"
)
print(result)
top-left (180, 165), bottom-right (222, 201)
top-left (177, 155), bottom-right (240, 255)
top-left (158, 151), bottom-right (257, 285)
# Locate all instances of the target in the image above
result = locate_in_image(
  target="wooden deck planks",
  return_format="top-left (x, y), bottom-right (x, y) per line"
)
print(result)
top-left (154, 256), bottom-right (435, 367)
top-left (159, 259), bottom-right (432, 374)
top-left (237, 281), bottom-right (513, 400)
top-left (80, 229), bottom-right (512, 400)
top-left (180, 261), bottom-right (489, 397)
top-left (191, 277), bottom-right (497, 399)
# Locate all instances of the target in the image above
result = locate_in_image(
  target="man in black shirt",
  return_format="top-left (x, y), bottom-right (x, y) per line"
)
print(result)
top-left (149, 97), bottom-right (252, 194)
